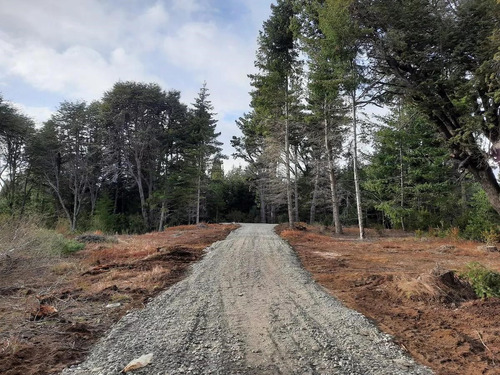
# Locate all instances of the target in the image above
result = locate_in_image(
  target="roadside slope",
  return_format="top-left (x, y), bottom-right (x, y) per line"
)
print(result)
top-left (63, 224), bottom-right (431, 375)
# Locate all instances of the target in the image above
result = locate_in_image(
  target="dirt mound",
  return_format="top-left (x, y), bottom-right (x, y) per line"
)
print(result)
top-left (394, 268), bottom-right (477, 304)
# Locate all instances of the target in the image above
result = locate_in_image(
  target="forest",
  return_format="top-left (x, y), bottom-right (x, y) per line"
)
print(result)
top-left (0, 0), bottom-right (499, 241)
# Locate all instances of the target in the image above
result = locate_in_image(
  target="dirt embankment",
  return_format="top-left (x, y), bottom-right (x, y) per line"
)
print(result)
top-left (0, 224), bottom-right (238, 375)
top-left (278, 224), bottom-right (500, 375)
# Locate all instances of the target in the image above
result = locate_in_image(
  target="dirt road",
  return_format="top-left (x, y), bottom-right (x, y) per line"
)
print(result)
top-left (63, 224), bottom-right (431, 375)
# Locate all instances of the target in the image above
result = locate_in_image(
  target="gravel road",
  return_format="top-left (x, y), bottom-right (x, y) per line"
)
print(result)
top-left (63, 224), bottom-right (432, 375)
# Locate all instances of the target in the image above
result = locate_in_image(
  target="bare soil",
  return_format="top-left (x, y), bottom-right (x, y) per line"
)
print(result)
top-left (278, 224), bottom-right (500, 375)
top-left (62, 224), bottom-right (429, 375)
top-left (0, 224), bottom-right (238, 375)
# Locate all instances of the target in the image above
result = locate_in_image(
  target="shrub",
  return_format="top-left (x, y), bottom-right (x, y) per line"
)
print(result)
top-left (481, 228), bottom-right (500, 245)
top-left (463, 190), bottom-right (500, 241)
top-left (34, 229), bottom-right (84, 256)
top-left (460, 262), bottom-right (500, 298)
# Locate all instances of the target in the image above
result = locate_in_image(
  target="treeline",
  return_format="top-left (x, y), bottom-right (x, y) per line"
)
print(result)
top-left (232, 0), bottom-right (500, 239)
top-left (2, 0), bottom-right (499, 239)
top-left (0, 82), bottom-right (258, 233)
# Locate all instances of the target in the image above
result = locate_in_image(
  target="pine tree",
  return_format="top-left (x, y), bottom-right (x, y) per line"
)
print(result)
top-left (188, 83), bottom-right (223, 224)
top-left (249, 0), bottom-right (302, 228)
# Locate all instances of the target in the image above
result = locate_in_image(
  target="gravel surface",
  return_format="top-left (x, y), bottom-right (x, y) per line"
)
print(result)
top-left (62, 224), bottom-right (432, 375)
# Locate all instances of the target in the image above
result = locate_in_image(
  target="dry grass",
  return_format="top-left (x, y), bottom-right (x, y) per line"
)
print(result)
top-left (51, 262), bottom-right (78, 275)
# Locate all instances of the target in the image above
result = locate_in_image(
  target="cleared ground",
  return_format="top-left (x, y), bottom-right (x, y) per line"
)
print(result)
top-left (0, 223), bottom-right (237, 375)
top-left (62, 224), bottom-right (430, 375)
top-left (278, 224), bottom-right (500, 375)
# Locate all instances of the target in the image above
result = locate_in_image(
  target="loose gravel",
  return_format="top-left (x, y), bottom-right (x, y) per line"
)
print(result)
top-left (62, 224), bottom-right (432, 375)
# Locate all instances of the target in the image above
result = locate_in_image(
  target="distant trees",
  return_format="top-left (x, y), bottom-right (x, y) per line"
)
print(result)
top-left (0, 97), bottom-right (34, 215)
top-left (0, 81), bottom-right (235, 233)
top-left (1, 0), bottom-right (499, 236)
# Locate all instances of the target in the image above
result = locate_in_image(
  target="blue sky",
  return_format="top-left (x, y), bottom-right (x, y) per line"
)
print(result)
top-left (0, 0), bottom-right (273, 169)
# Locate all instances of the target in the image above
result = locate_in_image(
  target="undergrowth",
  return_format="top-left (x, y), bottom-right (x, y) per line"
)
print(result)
top-left (0, 216), bottom-right (84, 258)
top-left (460, 262), bottom-right (500, 298)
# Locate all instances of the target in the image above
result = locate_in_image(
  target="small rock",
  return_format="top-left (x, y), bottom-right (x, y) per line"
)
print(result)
top-left (105, 303), bottom-right (121, 308)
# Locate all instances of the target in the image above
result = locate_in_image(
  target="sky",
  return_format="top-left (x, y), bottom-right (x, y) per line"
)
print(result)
top-left (0, 0), bottom-right (273, 170)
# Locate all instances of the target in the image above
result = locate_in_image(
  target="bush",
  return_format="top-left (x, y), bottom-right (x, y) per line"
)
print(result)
top-left (461, 262), bottom-right (500, 298)
top-left (463, 190), bottom-right (500, 241)
top-left (34, 228), bottom-right (84, 256)
top-left (0, 216), bottom-right (84, 259)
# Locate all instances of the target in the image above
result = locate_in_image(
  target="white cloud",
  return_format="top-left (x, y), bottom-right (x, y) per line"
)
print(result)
top-left (0, 41), bottom-right (163, 101)
top-left (10, 102), bottom-right (53, 127)
top-left (171, 0), bottom-right (204, 14)
top-left (0, 0), bottom-right (274, 167)
top-left (161, 20), bottom-right (257, 113)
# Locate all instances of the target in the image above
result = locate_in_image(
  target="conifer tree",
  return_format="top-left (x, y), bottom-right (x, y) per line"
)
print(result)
top-left (189, 83), bottom-right (223, 224)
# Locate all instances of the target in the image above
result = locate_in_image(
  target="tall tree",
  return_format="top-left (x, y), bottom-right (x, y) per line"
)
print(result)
top-left (188, 83), bottom-right (223, 224)
top-left (30, 102), bottom-right (97, 231)
top-left (249, 0), bottom-right (302, 228)
top-left (352, 0), bottom-right (500, 215)
top-left (101, 82), bottom-right (167, 228)
top-left (319, 0), bottom-right (385, 238)
top-left (296, 1), bottom-right (348, 233)
top-left (0, 97), bottom-right (34, 215)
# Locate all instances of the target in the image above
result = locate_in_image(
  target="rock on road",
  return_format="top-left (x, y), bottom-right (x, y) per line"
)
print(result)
top-left (63, 224), bottom-right (432, 375)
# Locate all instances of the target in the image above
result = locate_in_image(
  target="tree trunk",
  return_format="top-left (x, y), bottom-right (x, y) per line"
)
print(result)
top-left (309, 159), bottom-right (320, 225)
top-left (352, 93), bottom-right (365, 239)
top-left (285, 81), bottom-right (294, 229)
top-left (158, 200), bottom-right (166, 231)
top-left (468, 164), bottom-right (500, 215)
top-left (72, 179), bottom-right (78, 232)
top-left (399, 140), bottom-right (405, 231)
top-left (20, 170), bottom-right (31, 217)
top-left (324, 115), bottom-right (342, 234)
top-left (46, 174), bottom-right (73, 232)
top-left (259, 183), bottom-right (266, 223)
top-left (294, 147), bottom-right (299, 223)
top-left (196, 167), bottom-right (201, 225)
top-left (132, 155), bottom-right (148, 227)
top-left (136, 172), bottom-right (148, 227)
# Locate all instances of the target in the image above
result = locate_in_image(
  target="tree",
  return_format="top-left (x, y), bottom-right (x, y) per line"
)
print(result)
top-left (101, 82), bottom-right (167, 228)
top-left (318, 0), bottom-right (386, 238)
top-left (365, 104), bottom-right (460, 230)
top-left (296, 1), bottom-right (348, 232)
top-left (352, 0), bottom-right (500, 215)
top-left (0, 97), bottom-right (35, 215)
top-left (249, 0), bottom-right (302, 228)
top-left (188, 83), bottom-right (223, 224)
top-left (30, 102), bottom-right (98, 231)
top-left (156, 90), bottom-right (189, 230)
top-left (232, 111), bottom-right (268, 222)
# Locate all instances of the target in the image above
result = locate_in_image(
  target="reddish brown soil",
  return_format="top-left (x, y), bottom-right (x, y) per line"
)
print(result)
top-left (0, 224), bottom-right (238, 375)
top-left (278, 224), bottom-right (500, 375)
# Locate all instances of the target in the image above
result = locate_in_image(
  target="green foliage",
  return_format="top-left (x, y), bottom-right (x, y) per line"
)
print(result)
top-left (0, 215), bottom-right (84, 258)
top-left (463, 189), bottom-right (500, 241)
top-left (92, 194), bottom-right (115, 233)
top-left (33, 229), bottom-right (84, 255)
top-left (364, 105), bottom-right (460, 230)
top-left (461, 262), bottom-right (500, 298)
top-left (481, 228), bottom-right (500, 245)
